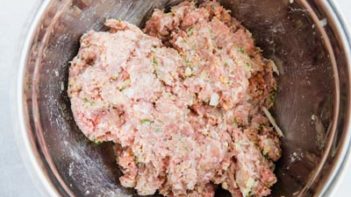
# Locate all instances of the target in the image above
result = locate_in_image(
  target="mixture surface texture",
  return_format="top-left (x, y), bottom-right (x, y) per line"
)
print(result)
top-left (68, 1), bottom-right (281, 196)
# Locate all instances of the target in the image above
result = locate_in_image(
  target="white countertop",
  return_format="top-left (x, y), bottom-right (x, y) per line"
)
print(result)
top-left (0, 0), bottom-right (350, 196)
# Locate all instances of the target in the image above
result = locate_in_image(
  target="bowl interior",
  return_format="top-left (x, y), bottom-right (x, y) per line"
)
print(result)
top-left (21, 0), bottom-right (350, 196)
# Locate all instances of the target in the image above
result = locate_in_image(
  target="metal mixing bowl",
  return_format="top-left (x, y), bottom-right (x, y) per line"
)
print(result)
top-left (15, 0), bottom-right (351, 196)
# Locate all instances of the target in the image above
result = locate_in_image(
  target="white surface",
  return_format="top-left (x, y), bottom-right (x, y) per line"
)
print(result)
top-left (0, 1), bottom-right (42, 196)
top-left (0, 0), bottom-right (350, 196)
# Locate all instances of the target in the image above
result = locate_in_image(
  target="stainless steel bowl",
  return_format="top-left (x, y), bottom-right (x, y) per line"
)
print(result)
top-left (15, 0), bottom-right (351, 196)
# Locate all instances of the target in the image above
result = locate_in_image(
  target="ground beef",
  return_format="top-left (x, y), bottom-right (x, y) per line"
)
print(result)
top-left (68, 1), bottom-right (281, 197)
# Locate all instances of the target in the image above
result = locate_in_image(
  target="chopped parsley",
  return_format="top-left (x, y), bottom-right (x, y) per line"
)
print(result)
top-left (92, 139), bottom-right (102, 145)
top-left (245, 62), bottom-right (252, 69)
top-left (265, 89), bottom-right (277, 107)
top-left (185, 58), bottom-right (192, 67)
top-left (238, 47), bottom-right (245, 53)
top-left (233, 118), bottom-right (238, 127)
top-left (187, 27), bottom-right (194, 36)
top-left (243, 62), bottom-right (253, 72)
top-left (117, 79), bottom-right (131, 91)
top-left (83, 98), bottom-right (95, 106)
top-left (140, 119), bottom-right (153, 125)
top-left (152, 56), bottom-right (158, 66)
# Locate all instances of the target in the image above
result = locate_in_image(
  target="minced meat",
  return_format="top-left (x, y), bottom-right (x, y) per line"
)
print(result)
top-left (68, 1), bottom-right (281, 197)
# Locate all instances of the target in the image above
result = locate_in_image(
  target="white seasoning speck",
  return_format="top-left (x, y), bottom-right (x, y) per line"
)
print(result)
top-left (185, 67), bottom-right (192, 77)
top-left (54, 70), bottom-right (59, 77)
top-left (320, 18), bottom-right (327, 27)
top-left (311, 114), bottom-right (317, 121)
top-left (289, 0), bottom-right (294, 4)
top-left (68, 162), bottom-right (74, 176)
top-left (222, 182), bottom-right (228, 189)
top-left (268, 60), bottom-right (279, 75)
top-left (262, 107), bottom-right (284, 137)
top-left (293, 191), bottom-right (300, 196)
top-left (209, 93), bottom-right (220, 106)
top-left (60, 82), bottom-right (65, 91)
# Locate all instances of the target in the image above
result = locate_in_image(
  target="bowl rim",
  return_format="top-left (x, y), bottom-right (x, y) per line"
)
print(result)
top-left (15, 0), bottom-right (61, 196)
top-left (317, 0), bottom-right (351, 196)
top-left (14, 0), bottom-right (351, 196)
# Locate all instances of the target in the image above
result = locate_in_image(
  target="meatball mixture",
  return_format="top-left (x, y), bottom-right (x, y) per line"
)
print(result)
top-left (68, 1), bottom-right (281, 197)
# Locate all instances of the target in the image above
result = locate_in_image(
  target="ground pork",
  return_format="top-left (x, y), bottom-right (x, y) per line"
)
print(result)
top-left (68, 1), bottom-right (281, 197)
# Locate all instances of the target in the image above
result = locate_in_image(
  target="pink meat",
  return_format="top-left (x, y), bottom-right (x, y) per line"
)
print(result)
top-left (68, 1), bottom-right (281, 197)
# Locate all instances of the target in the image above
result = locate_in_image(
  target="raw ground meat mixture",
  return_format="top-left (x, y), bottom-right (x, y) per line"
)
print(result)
top-left (68, 1), bottom-right (282, 197)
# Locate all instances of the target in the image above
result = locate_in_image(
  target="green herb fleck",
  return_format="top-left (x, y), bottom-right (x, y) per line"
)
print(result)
top-left (152, 56), bottom-right (158, 66)
top-left (266, 90), bottom-right (277, 107)
top-left (233, 118), bottom-right (238, 127)
top-left (83, 98), bottom-right (95, 106)
top-left (184, 58), bottom-right (193, 67)
top-left (140, 119), bottom-right (153, 125)
top-left (92, 139), bottom-right (102, 145)
top-left (238, 47), bottom-right (245, 53)
top-left (245, 63), bottom-right (252, 69)
top-left (243, 178), bottom-right (256, 197)
top-left (187, 27), bottom-right (194, 36)
top-left (136, 161), bottom-right (145, 168)
top-left (117, 79), bottom-right (131, 91)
